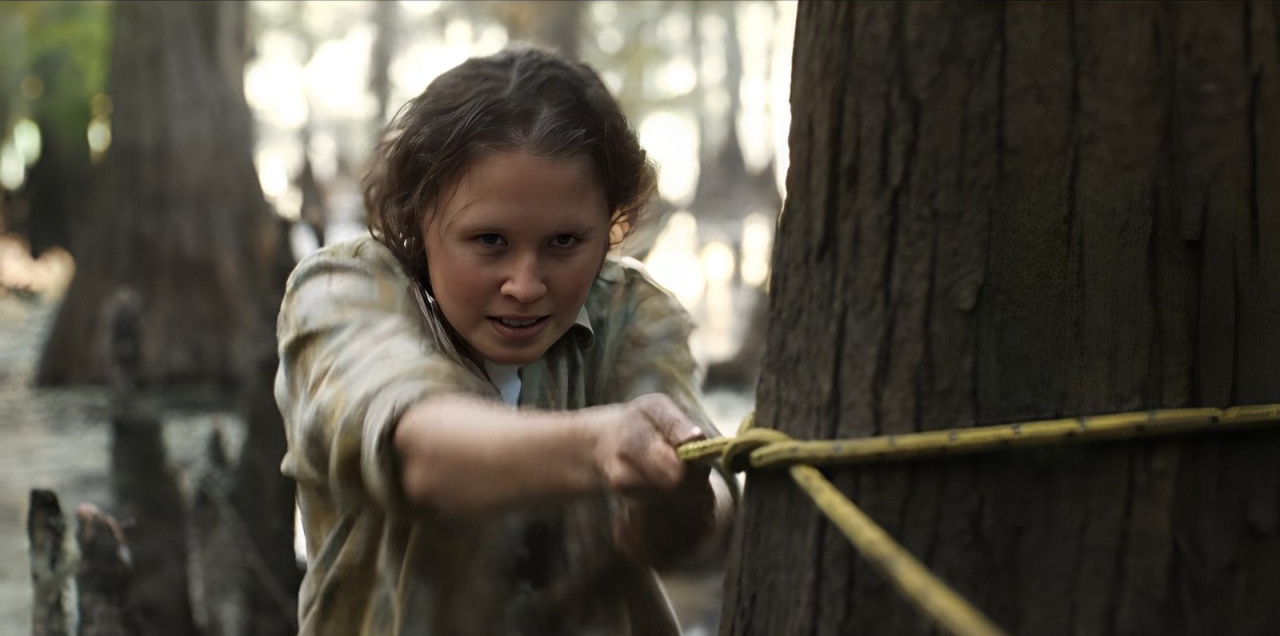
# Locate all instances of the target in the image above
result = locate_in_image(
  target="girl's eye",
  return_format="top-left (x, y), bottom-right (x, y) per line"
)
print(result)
top-left (551, 234), bottom-right (579, 248)
top-left (476, 233), bottom-right (504, 246)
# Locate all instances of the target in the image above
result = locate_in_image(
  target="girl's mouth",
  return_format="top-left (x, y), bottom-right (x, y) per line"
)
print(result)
top-left (498, 317), bottom-right (540, 327)
top-left (489, 315), bottom-right (549, 340)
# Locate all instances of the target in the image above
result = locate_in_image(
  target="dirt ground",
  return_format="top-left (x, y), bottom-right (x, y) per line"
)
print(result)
top-left (0, 292), bottom-right (750, 635)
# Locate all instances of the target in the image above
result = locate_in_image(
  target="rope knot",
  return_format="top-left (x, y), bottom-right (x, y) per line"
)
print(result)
top-left (721, 427), bottom-right (792, 473)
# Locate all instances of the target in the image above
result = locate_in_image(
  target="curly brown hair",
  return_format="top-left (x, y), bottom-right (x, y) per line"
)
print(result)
top-left (363, 47), bottom-right (658, 285)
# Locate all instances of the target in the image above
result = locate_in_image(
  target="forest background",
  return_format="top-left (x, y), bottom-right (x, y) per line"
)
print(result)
top-left (0, 2), bottom-right (794, 635)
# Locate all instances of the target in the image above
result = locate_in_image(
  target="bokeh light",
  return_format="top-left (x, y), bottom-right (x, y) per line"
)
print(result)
top-left (639, 111), bottom-right (700, 208)
top-left (644, 211), bottom-right (705, 310)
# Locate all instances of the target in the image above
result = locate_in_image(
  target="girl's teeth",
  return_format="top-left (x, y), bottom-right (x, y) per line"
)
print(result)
top-left (501, 318), bottom-right (538, 327)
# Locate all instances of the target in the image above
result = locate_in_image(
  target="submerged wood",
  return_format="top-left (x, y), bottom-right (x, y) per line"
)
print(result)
top-left (74, 503), bottom-right (133, 636)
top-left (28, 489), bottom-right (70, 636)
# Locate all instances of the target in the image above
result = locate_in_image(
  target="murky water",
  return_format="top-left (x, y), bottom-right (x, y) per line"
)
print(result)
top-left (0, 294), bottom-right (751, 634)
top-left (0, 296), bottom-right (248, 633)
top-left (1, 297), bottom-right (106, 632)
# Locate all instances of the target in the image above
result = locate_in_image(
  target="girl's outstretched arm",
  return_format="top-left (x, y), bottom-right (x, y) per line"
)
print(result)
top-left (393, 392), bottom-right (704, 515)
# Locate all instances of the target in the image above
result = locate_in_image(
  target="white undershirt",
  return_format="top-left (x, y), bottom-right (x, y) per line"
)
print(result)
top-left (483, 359), bottom-right (522, 407)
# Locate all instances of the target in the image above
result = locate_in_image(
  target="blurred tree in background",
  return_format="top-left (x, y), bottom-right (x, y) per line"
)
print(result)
top-left (21, 4), bottom-right (299, 635)
top-left (0, 1), bottom-right (109, 255)
top-left (492, 1), bottom-right (586, 59)
top-left (35, 1), bottom-right (290, 389)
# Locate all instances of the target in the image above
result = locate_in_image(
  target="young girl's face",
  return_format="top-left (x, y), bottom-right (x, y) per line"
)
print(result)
top-left (423, 151), bottom-right (610, 366)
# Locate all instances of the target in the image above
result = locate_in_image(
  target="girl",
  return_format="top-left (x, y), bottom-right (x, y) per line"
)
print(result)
top-left (275, 47), bottom-right (737, 635)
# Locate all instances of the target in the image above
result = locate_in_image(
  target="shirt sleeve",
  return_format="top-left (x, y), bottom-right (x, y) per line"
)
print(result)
top-left (274, 240), bottom-right (492, 513)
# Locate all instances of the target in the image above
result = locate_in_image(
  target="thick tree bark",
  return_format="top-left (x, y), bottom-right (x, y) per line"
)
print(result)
top-left (723, 2), bottom-right (1280, 635)
top-left (37, 0), bottom-right (284, 387)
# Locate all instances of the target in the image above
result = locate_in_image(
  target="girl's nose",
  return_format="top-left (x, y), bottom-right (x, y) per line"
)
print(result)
top-left (501, 255), bottom-right (548, 304)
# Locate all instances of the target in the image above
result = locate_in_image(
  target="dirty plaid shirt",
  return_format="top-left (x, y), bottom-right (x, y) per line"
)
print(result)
top-left (275, 236), bottom-right (725, 636)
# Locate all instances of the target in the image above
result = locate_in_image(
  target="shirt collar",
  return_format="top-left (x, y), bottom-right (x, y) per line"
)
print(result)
top-left (568, 302), bottom-right (595, 350)
top-left (567, 255), bottom-right (627, 351)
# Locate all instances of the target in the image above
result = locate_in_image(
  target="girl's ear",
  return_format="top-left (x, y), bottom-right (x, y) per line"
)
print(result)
top-left (608, 212), bottom-right (629, 248)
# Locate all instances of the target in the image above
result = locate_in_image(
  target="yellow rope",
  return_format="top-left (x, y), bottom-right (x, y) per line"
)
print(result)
top-left (678, 403), bottom-right (1280, 468)
top-left (788, 464), bottom-right (1005, 636)
top-left (681, 403), bottom-right (1280, 636)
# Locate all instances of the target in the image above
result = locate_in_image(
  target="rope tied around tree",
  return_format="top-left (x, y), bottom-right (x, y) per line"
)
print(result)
top-left (680, 403), bottom-right (1280, 636)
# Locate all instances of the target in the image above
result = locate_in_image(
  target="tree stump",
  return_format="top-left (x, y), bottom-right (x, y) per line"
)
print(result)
top-left (28, 489), bottom-right (70, 636)
top-left (74, 503), bottom-right (133, 636)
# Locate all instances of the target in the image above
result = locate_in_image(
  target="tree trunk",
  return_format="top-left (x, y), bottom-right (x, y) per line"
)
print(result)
top-left (111, 411), bottom-right (199, 636)
top-left (688, 1), bottom-right (784, 236)
top-left (493, 1), bottom-right (585, 59)
top-left (225, 351), bottom-right (302, 636)
top-left (369, 0), bottom-right (399, 127)
top-left (25, 109), bottom-right (91, 258)
top-left (722, 2), bottom-right (1280, 635)
top-left (27, 9), bottom-right (299, 632)
top-left (689, 2), bottom-right (781, 392)
top-left (37, 0), bottom-right (285, 387)
top-left (13, 0), bottom-right (106, 258)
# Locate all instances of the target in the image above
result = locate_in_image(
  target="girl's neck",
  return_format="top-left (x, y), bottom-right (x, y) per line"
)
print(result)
top-left (483, 358), bottom-right (522, 407)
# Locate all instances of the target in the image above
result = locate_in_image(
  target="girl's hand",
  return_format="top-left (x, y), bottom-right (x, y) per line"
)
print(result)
top-left (592, 393), bottom-right (724, 569)
top-left (591, 393), bottom-right (703, 491)
top-left (610, 460), bottom-right (720, 570)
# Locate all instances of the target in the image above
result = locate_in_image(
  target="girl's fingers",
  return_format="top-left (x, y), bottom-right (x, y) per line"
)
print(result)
top-left (644, 439), bottom-right (684, 488)
top-left (636, 393), bottom-right (704, 446)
